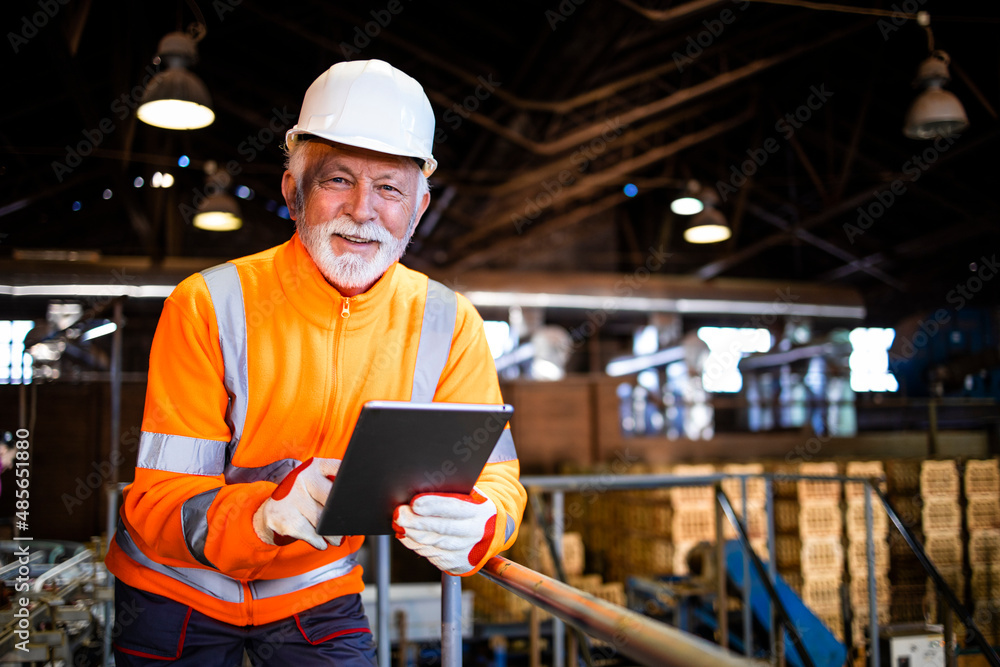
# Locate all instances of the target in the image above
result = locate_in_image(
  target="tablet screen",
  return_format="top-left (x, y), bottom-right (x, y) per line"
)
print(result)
top-left (316, 401), bottom-right (514, 536)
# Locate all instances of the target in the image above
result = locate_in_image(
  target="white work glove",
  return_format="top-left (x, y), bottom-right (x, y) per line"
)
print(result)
top-left (253, 457), bottom-right (343, 550)
top-left (393, 487), bottom-right (499, 575)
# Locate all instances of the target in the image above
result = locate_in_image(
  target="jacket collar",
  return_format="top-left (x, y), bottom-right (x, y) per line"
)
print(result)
top-left (274, 233), bottom-right (400, 329)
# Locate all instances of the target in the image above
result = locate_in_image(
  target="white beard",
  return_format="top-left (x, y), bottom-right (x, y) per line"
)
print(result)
top-left (298, 214), bottom-right (415, 292)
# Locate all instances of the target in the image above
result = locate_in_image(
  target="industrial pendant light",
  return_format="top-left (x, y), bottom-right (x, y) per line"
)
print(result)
top-left (903, 50), bottom-right (968, 139)
top-left (193, 166), bottom-right (242, 231)
top-left (194, 193), bottom-right (242, 231)
top-left (670, 180), bottom-right (705, 215)
top-left (683, 190), bottom-right (730, 244)
top-left (137, 31), bottom-right (215, 130)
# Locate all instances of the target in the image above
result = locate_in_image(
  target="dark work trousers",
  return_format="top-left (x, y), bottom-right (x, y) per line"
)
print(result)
top-left (113, 579), bottom-right (377, 666)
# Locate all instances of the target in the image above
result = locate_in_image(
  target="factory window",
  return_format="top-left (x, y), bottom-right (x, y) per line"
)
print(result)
top-left (849, 327), bottom-right (898, 392)
top-left (483, 320), bottom-right (511, 359)
top-left (0, 321), bottom-right (34, 385)
top-left (697, 327), bottom-right (772, 393)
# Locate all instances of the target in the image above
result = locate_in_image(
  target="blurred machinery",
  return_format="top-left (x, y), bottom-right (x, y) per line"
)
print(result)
top-left (0, 540), bottom-right (111, 665)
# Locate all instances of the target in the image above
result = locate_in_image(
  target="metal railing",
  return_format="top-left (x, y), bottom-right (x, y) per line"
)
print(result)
top-left (420, 472), bottom-right (1000, 667)
top-left (479, 556), bottom-right (761, 667)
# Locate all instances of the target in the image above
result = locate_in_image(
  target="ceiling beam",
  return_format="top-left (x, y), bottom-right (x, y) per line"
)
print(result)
top-left (746, 202), bottom-right (907, 291)
top-left (452, 112), bottom-right (752, 252)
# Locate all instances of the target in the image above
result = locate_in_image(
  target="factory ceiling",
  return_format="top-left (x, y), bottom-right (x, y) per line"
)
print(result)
top-left (2, 0), bottom-right (999, 327)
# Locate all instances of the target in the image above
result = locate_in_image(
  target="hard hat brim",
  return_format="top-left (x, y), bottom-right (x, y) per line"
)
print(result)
top-left (286, 128), bottom-right (437, 177)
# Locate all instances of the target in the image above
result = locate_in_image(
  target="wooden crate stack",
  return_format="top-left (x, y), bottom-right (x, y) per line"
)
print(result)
top-left (771, 462), bottom-right (803, 593)
top-left (845, 461), bottom-right (891, 643)
top-left (884, 459), bottom-right (926, 623)
top-left (670, 464), bottom-right (718, 575)
top-left (721, 463), bottom-right (770, 560)
top-left (565, 463), bottom-right (677, 583)
top-left (920, 460), bottom-right (965, 629)
top-left (797, 461), bottom-right (845, 641)
top-left (965, 459), bottom-right (1000, 646)
top-left (609, 489), bottom-right (674, 580)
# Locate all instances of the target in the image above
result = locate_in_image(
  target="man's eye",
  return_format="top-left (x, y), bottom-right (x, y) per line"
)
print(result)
top-left (380, 184), bottom-right (399, 193)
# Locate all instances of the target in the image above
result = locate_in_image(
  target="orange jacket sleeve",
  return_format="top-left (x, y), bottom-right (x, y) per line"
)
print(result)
top-left (122, 275), bottom-right (281, 580)
top-left (434, 293), bottom-right (527, 574)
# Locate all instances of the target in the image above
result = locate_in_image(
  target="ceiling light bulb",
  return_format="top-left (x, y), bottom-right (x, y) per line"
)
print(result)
top-left (671, 196), bottom-right (705, 215)
top-left (684, 206), bottom-right (730, 243)
top-left (137, 32), bottom-right (215, 131)
top-left (193, 211), bottom-right (242, 231)
top-left (684, 224), bottom-right (731, 244)
top-left (194, 191), bottom-right (242, 231)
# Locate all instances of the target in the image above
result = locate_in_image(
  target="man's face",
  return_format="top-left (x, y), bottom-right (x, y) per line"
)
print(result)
top-left (281, 141), bottom-right (430, 296)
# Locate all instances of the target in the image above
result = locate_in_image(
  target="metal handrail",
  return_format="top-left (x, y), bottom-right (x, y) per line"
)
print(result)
top-left (874, 487), bottom-right (1000, 667)
top-left (512, 471), bottom-right (1000, 667)
top-left (479, 556), bottom-right (762, 667)
top-left (716, 486), bottom-right (816, 667)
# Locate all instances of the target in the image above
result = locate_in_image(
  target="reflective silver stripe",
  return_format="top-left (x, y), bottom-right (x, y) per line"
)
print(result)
top-left (201, 263), bottom-right (250, 450)
top-left (117, 520), bottom-right (359, 603)
top-left (410, 279), bottom-right (457, 403)
top-left (249, 554), bottom-right (359, 600)
top-left (504, 511), bottom-right (516, 542)
top-left (116, 520), bottom-right (244, 603)
top-left (137, 432), bottom-right (226, 476)
top-left (224, 458), bottom-right (301, 485)
top-left (487, 429), bottom-right (517, 464)
top-left (181, 489), bottom-right (221, 569)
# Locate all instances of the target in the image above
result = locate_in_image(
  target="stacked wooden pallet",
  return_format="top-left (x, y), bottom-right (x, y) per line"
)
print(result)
top-left (670, 464), bottom-right (718, 575)
top-left (844, 461), bottom-right (891, 644)
top-left (771, 462), bottom-right (803, 594)
top-left (920, 459), bottom-right (965, 633)
top-left (884, 459), bottom-right (926, 624)
top-left (797, 461), bottom-right (845, 642)
top-left (966, 459), bottom-right (1000, 646)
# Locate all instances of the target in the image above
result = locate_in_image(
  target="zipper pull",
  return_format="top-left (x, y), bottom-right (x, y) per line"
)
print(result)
top-left (341, 298), bottom-right (351, 318)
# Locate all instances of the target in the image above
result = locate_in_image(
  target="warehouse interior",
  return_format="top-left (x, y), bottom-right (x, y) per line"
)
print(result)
top-left (1, 0), bottom-right (999, 664)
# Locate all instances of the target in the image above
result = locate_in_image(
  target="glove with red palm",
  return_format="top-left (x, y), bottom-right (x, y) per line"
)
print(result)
top-left (392, 487), bottom-right (498, 575)
top-left (253, 457), bottom-right (343, 550)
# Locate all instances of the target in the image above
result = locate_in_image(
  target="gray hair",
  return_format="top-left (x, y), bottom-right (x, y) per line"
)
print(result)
top-left (283, 139), bottom-right (429, 219)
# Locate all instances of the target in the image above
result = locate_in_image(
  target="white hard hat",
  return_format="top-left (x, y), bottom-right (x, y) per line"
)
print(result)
top-left (286, 59), bottom-right (437, 177)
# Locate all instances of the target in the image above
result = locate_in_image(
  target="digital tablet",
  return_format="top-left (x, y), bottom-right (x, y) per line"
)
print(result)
top-left (316, 401), bottom-right (514, 536)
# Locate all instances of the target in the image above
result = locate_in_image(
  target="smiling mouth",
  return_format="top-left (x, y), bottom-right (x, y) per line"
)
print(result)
top-left (334, 233), bottom-right (376, 244)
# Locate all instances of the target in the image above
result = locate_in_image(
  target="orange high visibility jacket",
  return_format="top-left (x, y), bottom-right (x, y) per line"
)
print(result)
top-left (106, 234), bottom-right (526, 626)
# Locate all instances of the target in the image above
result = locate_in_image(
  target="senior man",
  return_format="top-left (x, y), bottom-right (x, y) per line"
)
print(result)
top-left (106, 59), bottom-right (525, 665)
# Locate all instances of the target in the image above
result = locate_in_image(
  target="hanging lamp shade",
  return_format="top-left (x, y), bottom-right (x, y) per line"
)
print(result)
top-left (903, 51), bottom-right (968, 139)
top-left (137, 32), bottom-right (215, 130)
top-left (683, 206), bottom-right (731, 243)
top-left (194, 192), bottom-right (242, 231)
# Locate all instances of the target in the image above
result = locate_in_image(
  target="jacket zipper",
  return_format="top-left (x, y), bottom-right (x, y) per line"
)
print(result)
top-left (319, 297), bottom-right (351, 449)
